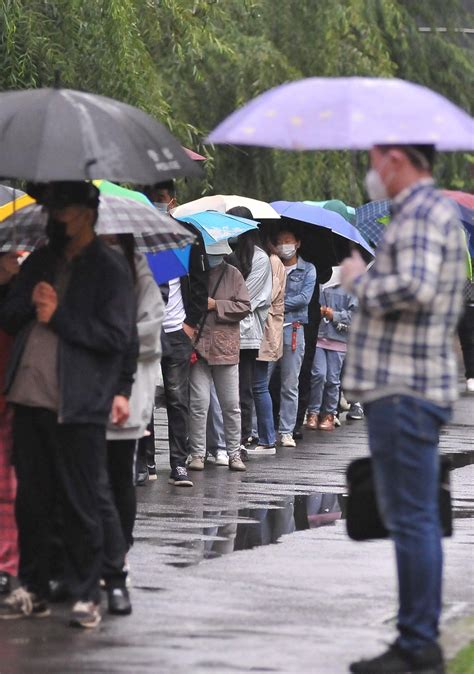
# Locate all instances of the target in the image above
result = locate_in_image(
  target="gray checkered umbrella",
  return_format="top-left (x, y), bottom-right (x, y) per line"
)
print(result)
top-left (0, 195), bottom-right (195, 253)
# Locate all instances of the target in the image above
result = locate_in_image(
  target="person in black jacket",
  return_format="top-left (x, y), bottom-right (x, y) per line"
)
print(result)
top-left (142, 181), bottom-right (208, 487)
top-left (0, 182), bottom-right (136, 629)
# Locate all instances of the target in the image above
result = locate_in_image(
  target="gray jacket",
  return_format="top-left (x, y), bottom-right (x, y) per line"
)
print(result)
top-left (239, 247), bottom-right (272, 350)
top-left (318, 284), bottom-right (358, 345)
top-left (107, 253), bottom-right (164, 440)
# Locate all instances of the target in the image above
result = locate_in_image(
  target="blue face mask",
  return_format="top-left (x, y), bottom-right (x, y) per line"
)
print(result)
top-left (208, 255), bottom-right (225, 268)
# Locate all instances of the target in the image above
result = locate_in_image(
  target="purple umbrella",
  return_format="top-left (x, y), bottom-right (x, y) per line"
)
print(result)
top-left (208, 77), bottom-right (474, 151)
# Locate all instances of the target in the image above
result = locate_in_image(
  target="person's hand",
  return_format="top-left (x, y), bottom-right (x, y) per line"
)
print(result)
top-left (182, 322), bottom-right (196, 340)
top-left (32, 282), bottom-right (58, 323)
top-left (340, 251), bottom-right (367, 290)
top-left (0, 252), bottom-right (21, 285)
top-left (324, 307), bottom-right (334, 320)
top-left (207, 297), bottom-right (217, 311)
top-left (320, 305), bottom-right (326, 317)
top-left (111, 395), bottom-right (130, 426)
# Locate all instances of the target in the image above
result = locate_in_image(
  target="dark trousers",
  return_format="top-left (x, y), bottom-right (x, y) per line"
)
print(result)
top-left (12, 405), bottom-right (103, 603)
top-left (106, 439), bottom-right (136, 552)
top-left (239, 349), bottom-right (258, 442)
top-left (161, 329), bottom-right (194, 469)
top-left (295, 319), bottom-right (320, 430)
top-left (136, 415), bottom-right (155, 475)
top-left (458, 305), bottom-right (474, 379)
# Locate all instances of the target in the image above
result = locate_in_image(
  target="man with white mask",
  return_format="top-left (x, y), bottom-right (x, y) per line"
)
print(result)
top-left (341, 145), bottom-right (466, 674)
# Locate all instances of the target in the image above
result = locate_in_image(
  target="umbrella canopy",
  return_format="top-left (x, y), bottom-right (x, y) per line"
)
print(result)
top-left (269, 201), bottom-right (374, 276)
top-left (173, 194), bottom-right (280, 220)
top-left (443, 190), bottom-right (474, 210)
top-left (208, 77), bottom-right (474, 151)
top-left (305, 199), bottom-right (356, 225)
top-left (183, 147), bottom-right (206, 161)
top-left (175, 211), bottom-right (259, 246)
top-left (355, 200), bottom-right (391, 247)
top-left (0, 87), bottom-right (202, 183)
top-left (0, 193), bottom-right (195, 253)
top-left (0, 185), bottom-right (27, 206)
top-left (146, 245), bottom-right (191, 284)
top-left (272, 201), bottom-right (374, 254)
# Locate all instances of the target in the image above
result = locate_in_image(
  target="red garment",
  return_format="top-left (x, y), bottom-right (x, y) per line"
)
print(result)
top-left (0, 407), bottom-right (18, 575)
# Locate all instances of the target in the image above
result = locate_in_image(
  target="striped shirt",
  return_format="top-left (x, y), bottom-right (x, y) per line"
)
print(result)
top-left (343, 179), bottom-right (466, 406)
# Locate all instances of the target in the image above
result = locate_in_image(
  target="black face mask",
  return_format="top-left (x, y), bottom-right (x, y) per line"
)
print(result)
top-left (46, 217), bottom-right (71, 254)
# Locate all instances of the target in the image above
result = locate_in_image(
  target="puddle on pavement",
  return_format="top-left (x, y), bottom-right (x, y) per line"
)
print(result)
top-left (134, 450), bottom-right (473, 571)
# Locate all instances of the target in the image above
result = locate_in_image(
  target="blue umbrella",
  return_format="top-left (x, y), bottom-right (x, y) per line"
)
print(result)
top-left (146, 244), bottom-right (191, 284)
top-left (175, 210), bottom-right (259, 245)
top-left (271, 201), bottom-right (374, 256)
top-left (355, 200), bottom-right (391, 247)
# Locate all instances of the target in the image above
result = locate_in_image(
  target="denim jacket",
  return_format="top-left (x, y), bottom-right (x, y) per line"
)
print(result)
top-left (318, 284), bottom-right (358, 344)
top-left (284, 257), bottom-right (317, 324)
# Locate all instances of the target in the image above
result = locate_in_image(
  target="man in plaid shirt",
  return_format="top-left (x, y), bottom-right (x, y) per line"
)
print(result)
top-left (342, 144), bottom-right (466, 674)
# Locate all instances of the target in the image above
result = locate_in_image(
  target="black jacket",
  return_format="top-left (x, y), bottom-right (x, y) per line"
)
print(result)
top-left (0, 238), bottom-right (137, 426)
top-left (179, 222), bottom-right (208, 328)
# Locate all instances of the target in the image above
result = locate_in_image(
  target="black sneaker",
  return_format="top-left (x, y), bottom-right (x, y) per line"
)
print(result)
top-left (168, 466), bottom-right (193, 487)
top-left (107, 587), bottom-right (132, 615)
top-left (147, 464), bottom-right (157, 481)
top-left (350, 641), bottom-right (445, 674)
top-left (347, 402), bottom-right (364, 420)
top-left (135, 467), bottom-right (149, 486)
top-left (0, 572), bottom-right (11, 595)
top-left (293, 427), bottom-right (304, 440)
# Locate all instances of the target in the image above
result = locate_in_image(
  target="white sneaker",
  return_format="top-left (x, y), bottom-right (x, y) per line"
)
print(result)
top-left (188, 455), bottom-right (205, 471)
top-left (215, 451), bottom-right (229, 466)
top-left (466, 378), bottom-right (474, 393)
top-left (334, 415), bottom-right (341, 427)
top-left (246, 445), bottom-right (276, 456)
top-left (279, 433), bottom-right (296, 448)
top-left (206, 454), bottom-right (216, 464)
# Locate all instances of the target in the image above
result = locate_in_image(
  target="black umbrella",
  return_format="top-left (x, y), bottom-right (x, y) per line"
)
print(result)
top-left (0, 88), bottom-right (203, 183)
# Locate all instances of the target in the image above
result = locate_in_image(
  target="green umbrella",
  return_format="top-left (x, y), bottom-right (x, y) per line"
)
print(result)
top-left (305, 199), bottom-right (356, 225)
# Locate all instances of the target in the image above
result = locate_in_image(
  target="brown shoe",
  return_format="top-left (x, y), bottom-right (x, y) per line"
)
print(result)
top-left (318, 414), bottom-right (335, 431)
top-left (305, 412), bottom-right (318, 430)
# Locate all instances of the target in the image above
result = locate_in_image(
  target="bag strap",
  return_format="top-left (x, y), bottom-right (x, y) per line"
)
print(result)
top-left (193, 263), bottom-right (227, 345)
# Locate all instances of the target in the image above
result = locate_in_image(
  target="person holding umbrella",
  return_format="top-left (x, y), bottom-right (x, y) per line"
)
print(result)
top-left (341, 145), bottom-right (466, 674)
top-left (0, 182), bottom-right (136, 629)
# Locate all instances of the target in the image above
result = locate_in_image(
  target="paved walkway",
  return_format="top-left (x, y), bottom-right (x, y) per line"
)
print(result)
top-left (0, 394), bottom-right (472, 673)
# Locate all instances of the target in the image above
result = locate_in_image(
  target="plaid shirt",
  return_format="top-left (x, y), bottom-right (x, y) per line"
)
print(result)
top-left (343, 179), bottom-right (466, 406)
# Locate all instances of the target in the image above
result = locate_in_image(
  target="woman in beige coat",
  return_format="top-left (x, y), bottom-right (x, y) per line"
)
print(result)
top-left (247, 252), bottom-right (286, 455)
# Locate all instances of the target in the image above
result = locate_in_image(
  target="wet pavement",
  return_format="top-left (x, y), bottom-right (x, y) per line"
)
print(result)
top-left (0, 392), bottom-right (473, 673)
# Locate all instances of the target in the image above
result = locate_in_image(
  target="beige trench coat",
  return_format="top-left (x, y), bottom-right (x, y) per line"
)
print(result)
top-left (257, 254), bottom-right (286, 362)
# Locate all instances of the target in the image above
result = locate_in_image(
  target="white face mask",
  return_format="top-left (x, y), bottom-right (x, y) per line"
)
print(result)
top-left (364, 169), bottom-right (389, 201)
top-left (154, 202), bottom-right (169, 214)
top-left (277, 244), bottom-right (297, 261)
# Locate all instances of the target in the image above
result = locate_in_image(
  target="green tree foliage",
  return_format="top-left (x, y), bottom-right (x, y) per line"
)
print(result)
top-left (1, 0), bottom-right (473, 201)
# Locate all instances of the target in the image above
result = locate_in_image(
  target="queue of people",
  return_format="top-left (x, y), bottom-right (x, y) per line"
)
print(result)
top-left (0, 161), bottom-right (471, 661)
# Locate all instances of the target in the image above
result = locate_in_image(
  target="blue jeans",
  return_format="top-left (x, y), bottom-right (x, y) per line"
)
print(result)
top-left (270, 325), bottom-right (305, 435)
top-left (252, 360), bottom-right (276, 446)
top-left (365, 395), bottom-right (451, 652)
top-left (308, 347), bottom-right (345, 415)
